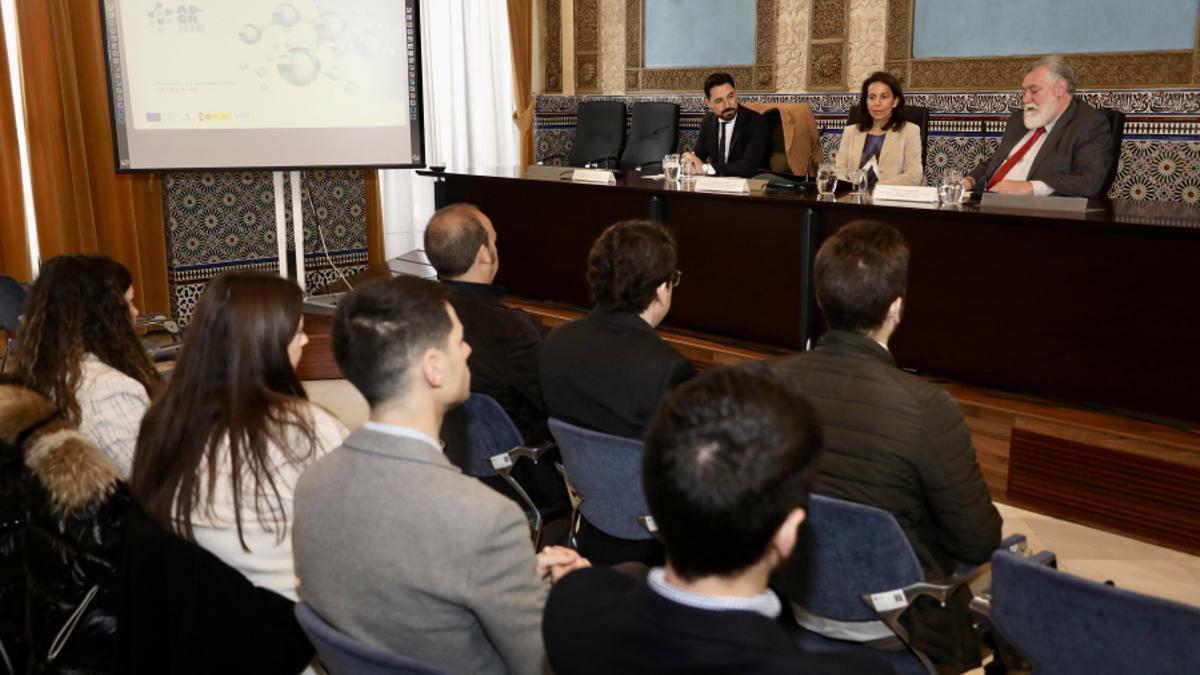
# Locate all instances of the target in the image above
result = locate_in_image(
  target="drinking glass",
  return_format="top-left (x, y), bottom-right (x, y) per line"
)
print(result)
top-left (816, 163), bottom-right (837, 196)
top-left (939, 167), bottom-right (964, 204)
top-left (849, 169), bottom-right (868, 194)
top-left (680, 158), bottom-right (697, 184)
top-left (662, 154), bottom-right (681, 182)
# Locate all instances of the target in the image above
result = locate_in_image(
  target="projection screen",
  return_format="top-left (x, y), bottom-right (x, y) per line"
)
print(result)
top-left (100, 0), bottom-right (424, 171)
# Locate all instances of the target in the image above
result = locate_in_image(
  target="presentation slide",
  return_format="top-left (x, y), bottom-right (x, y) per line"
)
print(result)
top-left (102, 0), bottom-right (424, 170)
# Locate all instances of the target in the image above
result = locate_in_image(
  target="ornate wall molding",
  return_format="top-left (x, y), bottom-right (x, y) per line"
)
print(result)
top-left (885, 0), bottom-right (1200, 90)
top-left (807, 0), bottom-right (849, 90)
top-left (544, 0), bottom-right (562, 93)
top-left (623, 0), bottom-right (777, 93)
top-left (574, 0), bottom-right (601, 93)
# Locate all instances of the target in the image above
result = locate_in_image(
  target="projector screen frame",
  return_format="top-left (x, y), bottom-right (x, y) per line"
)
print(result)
top-left (98, 0), bottom-right (427, 173)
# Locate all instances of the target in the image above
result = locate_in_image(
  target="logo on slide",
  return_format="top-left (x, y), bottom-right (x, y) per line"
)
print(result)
top-left (146, 3), bottom-right (205, 33)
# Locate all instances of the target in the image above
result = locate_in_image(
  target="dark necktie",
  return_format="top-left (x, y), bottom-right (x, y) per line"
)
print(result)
top-left (987, 126), bottom-right (1046, 189)
top-left (718, 121), bottom-right (727, 165)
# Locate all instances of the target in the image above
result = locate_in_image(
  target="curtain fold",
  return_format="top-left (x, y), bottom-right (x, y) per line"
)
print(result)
top-left (365, 169), bottom-right (385, 266)
top-left (15, 0), bottom-right (168, 312)
top-left (507, 0), bottom-right (535, 167)
top-left (0, 9), bottom-right (31, 280)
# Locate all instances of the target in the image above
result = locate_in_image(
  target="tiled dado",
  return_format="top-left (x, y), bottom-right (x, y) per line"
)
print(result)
top-left (534, 90), bottom-right (1200, 202)
top-left (162, 170), bottom-right (369, 324)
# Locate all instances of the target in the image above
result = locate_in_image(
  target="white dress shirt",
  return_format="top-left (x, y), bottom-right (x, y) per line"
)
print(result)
top-left (998, 115), bottom-right (1063, 196)
top-left (703, 112), bottom-right (739, 174)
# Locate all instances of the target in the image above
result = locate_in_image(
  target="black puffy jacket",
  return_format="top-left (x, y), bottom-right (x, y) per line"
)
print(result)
top-left (0, 383), bottom-right (128, 674)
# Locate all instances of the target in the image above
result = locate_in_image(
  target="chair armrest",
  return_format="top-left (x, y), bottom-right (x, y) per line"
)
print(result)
top-left (637, 515), bottom-right (660, 541)
top-left (488, 442), bottom-right (557, 549)
top-left (136, 313), bottom-right (181, 338)
top-left (951, 534), bottom-right (1029, 579)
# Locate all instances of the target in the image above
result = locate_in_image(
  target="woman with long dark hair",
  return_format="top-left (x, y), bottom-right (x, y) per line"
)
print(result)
top-left (834, 71), bottom-right (924, 186)
top-left (14, 254), bottom-right (159, 476)
top-left (131, 271), bottom-right (346, 599)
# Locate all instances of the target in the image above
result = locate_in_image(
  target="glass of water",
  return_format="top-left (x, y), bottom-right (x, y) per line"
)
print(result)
top-left (817, 163), bottom-right (837, 196)
top-left (939, 167), bottom-right (964, 204)
top-left (662, 154), bottom-right (681, 182)
top-left (849, 169), bottom-right (869, 194)
top-left (680, 158), bottom-right (698, 184)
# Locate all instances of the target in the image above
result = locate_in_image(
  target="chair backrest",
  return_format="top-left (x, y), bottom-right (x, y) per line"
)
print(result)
top-left (440, 394), bottom-right (524, 478)
top-left (567, 101), bottom-right (627, 168)
top-left (780, 495), bottom-right (925, 622)
top-left (618, 102), bottom-right (679, 172)
top-left (0, 275), bottom-right (26, 332)
top-left (295, 602), bottom-right (445, 675)
top-left (846, 105), bottom-right (930, 168)
top-left (547, 417), bottom-right (652, 541)
top-left (1093, 105), bottom-right (1125, 197)
top-left (989, 551), bottom-right (1200, 675)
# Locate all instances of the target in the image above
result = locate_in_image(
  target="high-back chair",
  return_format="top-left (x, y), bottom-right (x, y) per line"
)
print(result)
top-left (1093, 104), bottom-right (1125, 197)
top-left (440, 394), bottom-right (556, 546)
top-left (567, 101), bottom-right (627, 168)
top-left (295, 602), bottom-right (445, 675)
top-left (778, 495), bottom-right (1028, 675)
top-left (547, 418), bottom-right (653, 544)
top-left (974, 549), bottom-right (1200, 675)
top-left (618, 102), bottom-right (679, 172)
top-left (0, 275), bottom-right (25, 372)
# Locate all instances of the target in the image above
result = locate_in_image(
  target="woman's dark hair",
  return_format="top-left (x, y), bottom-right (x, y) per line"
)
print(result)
top-left (587, 220), bottom-right (677, 314)
top-left (856, 71), bottom-right (907, 133)
top-left (131, 271), bottom-right (318, 550)
top-left (15, 254), bottom-right (158, 419)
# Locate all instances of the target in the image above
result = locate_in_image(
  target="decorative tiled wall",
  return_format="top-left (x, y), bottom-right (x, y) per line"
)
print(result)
top-left (163, 170), bottom-right (368, 324)
top-left (534, 90), bottom-right (1200, 203)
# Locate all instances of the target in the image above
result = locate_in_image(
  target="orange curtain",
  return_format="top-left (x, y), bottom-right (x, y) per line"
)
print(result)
top-left (0, 9), bottom-right (31, 280)
top-left (507, 0), bottom-right (535, 166)
top-left (365, 170), bottom-right (385, 267)
top-left (15, 0), bottom-right (168, 312)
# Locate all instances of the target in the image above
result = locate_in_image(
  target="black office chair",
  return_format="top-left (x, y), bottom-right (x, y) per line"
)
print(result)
top-left (566, 101), bottom-right (626, 168)
top-left (846, 105), bottom-right (931, 168)
top-left (618, 102), bottom-right (678, 172)
top-left (1093, 104), bottom-right (1125, 197)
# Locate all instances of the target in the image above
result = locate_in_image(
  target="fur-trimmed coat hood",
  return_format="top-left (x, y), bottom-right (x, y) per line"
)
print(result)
top-left (0, 381), bottom-right (129, 674)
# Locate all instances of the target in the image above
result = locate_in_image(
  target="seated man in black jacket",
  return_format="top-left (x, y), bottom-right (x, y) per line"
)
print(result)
top-left (682, 71), bottom-right (770, 178)
top-left (772, 220), bottom-right (1001, 670)
top-left (543, 363), bottom-right (888, 675)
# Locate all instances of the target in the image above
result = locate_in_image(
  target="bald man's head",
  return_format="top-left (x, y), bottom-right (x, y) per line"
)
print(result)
top-left (423, 203), bottom-right (498, 281)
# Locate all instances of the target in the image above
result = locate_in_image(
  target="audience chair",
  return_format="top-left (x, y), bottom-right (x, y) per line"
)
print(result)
top-left (440, 394), bottom-right (557, 547)
top-left (1092, 103), bottom-right (1126, 197)
top-left (779, 495), bottom-right (1027, 675)
top-left (547, 418), bottom-right (654, 545)
top-left (618, 102), bottom-right (679, 172)
top-left (847, 105), bottom-right (931, 168)
top-left (566, 101), bottom-right (627, 168)
top-left (295, 602), bottom-right (445, 675)
top-left (136, 312), bottom-right (183, 364)
top-left (0, 275), bottom-right (25, 372)
top-left (971, 549), bottom-right (1199, 675)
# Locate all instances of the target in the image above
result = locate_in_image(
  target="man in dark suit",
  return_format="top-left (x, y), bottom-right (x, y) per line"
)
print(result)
top-left (539, 219), bottom-right (694, 566)
top-left (424, 203), bottom-right (549, 444)
top-left (965, 55), bottom-right (1114, 198)
top-left (543, 363), bottom-right (889, 674)
top-left (682, 72), bottom-right (770, 178)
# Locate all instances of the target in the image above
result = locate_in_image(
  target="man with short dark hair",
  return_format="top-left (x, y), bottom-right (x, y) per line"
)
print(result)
top-left (543, 363), bottom-right (887, 674)
top-left (682, 72), bottom-right (770, 177)
top-left (773, 220), bottom-right (1000, 671)
top-left (424, 203), bottom-right (549, 443)
top-left (293, 277), bottom-right (588, 675)
top-left (964, 55), bottom-right (1114, 197)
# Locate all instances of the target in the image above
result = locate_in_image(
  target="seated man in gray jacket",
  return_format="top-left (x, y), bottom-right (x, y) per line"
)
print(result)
top-left (772, 220), bottom-right (1001, 670)
top-left (293, 277), bottom-right (588, 675)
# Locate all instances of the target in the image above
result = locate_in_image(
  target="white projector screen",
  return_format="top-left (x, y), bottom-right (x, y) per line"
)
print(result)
top-left (100, 0), bottom-right (424, 171)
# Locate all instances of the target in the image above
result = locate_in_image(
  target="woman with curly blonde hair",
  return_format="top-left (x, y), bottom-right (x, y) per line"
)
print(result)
top-left (14, 254), bottom-right (159, 476)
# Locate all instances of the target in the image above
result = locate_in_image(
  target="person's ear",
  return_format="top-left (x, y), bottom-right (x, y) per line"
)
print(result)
top-left (421, 348), bottom-right (444, 387)
top-left (888, 296), bottom-right (904, 325)
top-left (771, 507), bottom-right (807, 562)
top-left (475, 244), bottom-right (493, 266)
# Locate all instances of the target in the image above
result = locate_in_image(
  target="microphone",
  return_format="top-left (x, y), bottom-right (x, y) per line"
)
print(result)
top-left (584, 124), bottom-right (672, 169)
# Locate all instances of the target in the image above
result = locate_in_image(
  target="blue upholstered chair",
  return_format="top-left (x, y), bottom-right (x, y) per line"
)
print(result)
top-left (974, 549), bottom-right (1200, 675)
top-left (294, 602), bottom-right (445, 675)
top-left (440, 394), bottom-right (557, 546)
top-left (783, 495), bottom-right (1028, 675)
top-left (547, 418), bottom-right (655, 545)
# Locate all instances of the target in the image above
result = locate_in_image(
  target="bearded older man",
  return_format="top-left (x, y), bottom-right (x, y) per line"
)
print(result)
top-left (964, 55), bottom-right (1114, 198)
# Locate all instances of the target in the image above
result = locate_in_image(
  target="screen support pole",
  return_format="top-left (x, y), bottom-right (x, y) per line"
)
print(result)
top-left (270, 170), bottom-right (308, 292)
top-left (290, 170), bottom-right (306, 292)
top-left (273, 171), bottom-right (288, 280)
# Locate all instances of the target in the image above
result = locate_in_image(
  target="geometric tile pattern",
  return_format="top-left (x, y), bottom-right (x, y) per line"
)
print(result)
top-left (535, 89), bottom-right (1200, 201)
top-left (163, 170), bottom-right (369, 324)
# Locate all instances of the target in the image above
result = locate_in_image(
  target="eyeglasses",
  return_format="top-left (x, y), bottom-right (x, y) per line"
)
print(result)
top-left (668, 269), bottom-right (683, 288)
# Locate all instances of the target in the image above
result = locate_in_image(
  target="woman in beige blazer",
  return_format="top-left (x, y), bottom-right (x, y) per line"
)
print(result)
top-left (835, 71), bottom-right (924, 186)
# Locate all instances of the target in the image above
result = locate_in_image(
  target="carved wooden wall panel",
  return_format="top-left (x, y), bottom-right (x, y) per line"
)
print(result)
top-left (807, 0), bottom-right (849, 90)
top-left (544, 0), bottom-right (562, 93)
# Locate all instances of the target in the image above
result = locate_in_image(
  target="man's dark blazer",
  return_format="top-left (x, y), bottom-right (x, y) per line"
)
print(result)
top-left (968, 97), bottom-right (1114, 198)
top-left (444, 280), bottom-right (549, 443)
top-left (539, 308), bottom-right (694, 440)
top-left (543, 567), bottom-right (892, 674)
top-left (692, 105), bottom-right (771, 178)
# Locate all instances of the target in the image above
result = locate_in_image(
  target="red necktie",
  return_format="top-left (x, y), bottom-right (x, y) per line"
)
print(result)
top-left (987, 126), bottom-right (1046, 189)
